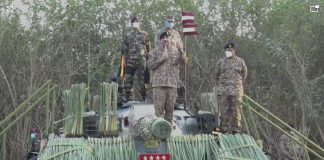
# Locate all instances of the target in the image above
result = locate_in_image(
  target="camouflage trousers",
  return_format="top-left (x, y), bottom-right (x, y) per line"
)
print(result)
top-left (153, 87), bottom-right (177, 123)
top-left (119, 58), bottom-right (147, 102)
top-left (219, 95), bottom-right (242, 132)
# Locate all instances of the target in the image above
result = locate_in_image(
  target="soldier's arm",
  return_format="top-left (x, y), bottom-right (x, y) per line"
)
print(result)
top-left (215, 60), bottom-right (221, 86)
top-left (179, 49), bottom-right (188, 65)
top-left (176, 31), bottom-right (184, 50)
top-left (145, 33), bottom-right (151, 58)
top-left (120, 34), bottom-right (129, 55)
top-left (175, 31), bottom-right (187, 65)
top-left (147, 48), bottom-right (167, 70)
top-left (242, 59), bottom-right (248, 83)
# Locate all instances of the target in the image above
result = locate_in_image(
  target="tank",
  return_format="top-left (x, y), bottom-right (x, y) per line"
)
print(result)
top-left (114, 101), bottom-right (218, 154)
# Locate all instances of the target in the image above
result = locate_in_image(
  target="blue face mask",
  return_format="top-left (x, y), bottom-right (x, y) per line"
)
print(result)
top-left (165, 21), bottom-right (174, 29)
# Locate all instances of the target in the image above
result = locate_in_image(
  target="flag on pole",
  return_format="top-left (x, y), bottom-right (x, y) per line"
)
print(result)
top-left (182, 12), bottom-right (198, 36)
top-left (182, 12), bottom-right (195, 25)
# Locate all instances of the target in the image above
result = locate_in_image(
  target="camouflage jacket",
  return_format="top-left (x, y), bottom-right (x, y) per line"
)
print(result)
top-left (121, 30), bottom-right (151, 59)
top-left (147, 45), bottom-right (185, 88)
top-left (215, 56), bottom-right (247, 96)
top-left (154, 28), bottom-right (183, 50)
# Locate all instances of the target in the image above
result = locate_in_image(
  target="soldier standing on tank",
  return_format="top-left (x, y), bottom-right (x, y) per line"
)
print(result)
top-left (215, 41), bottom-right (247, 133)
top-left (119, 16), bottom-right (151, 103)
top-left (153, 15), bottom-right (186, 109)
top-left (154, 15), bottom-right (183, 50)
top-left (148, 31), bottom-right (187, 124)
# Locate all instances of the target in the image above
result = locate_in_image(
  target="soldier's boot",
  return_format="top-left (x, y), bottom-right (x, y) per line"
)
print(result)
top-left (125, 92), bottom-right (133, 102)
top-left (231, 120), bottom-right (242, 134)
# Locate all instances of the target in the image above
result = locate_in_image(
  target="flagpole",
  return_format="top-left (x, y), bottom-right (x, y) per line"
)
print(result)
top-left (182, 11), bottom-right (198, 110)
top-left (184, 36), bottom-right (187, 109)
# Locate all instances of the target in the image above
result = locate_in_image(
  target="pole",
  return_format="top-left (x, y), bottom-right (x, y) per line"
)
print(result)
top-left (184, 36), bottom-right (187, 109)
top-left (88, 30), bottom-right (91, 109)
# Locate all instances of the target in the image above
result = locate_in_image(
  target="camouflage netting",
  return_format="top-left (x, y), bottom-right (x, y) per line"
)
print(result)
top-left (38, 135), bottom-right (136, 160)
top-left (39, 134), bottom-right (268, 160)
top-left (168, 134), bottom-right (268, 160)
top-left (135, 115), bottom-right (172, 140)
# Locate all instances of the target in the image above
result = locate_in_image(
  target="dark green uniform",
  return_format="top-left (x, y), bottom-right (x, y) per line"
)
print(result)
top-left (120, 30), bottom-right (151, 102)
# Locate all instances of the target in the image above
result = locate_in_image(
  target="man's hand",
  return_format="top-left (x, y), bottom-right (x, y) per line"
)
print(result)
top-left (162, 46), bottom-right (168, 58)
top-left (176, 42), bottom-right (184, 54)
top-left (176, 42), bottom-right (181, 50)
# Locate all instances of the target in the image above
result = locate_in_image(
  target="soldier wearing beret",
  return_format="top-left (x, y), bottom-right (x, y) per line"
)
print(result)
top-left (119, 16), bottom-right (151, 103)
top-left (148, 31), bottom-right (187, 123)
top-left (216, 41), bottom-right (247, 133)
top-left (155, 15), bottom-right (184, 54)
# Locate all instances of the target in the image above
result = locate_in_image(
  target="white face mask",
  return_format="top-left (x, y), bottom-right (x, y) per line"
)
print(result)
top-left (30, 133), bottom-right (37, 140)
top-left (225, 51), bottom-right (233, 57)
top-left (132, 22), bottom-right (140, 28)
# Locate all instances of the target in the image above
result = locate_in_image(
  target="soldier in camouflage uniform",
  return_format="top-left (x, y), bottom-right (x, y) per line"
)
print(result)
top-left (148, 31), bottom-right (187, 123)
top-left (154, 15), bottom-right (186, 108)
top-left (154, 16), bottom-right (183, 50)
top-left (215, 42), bottom-right (247, 133)
top-left (120, 16), bottom-right (151, 103)
top-left (279, 124), bottom-right (304, 160)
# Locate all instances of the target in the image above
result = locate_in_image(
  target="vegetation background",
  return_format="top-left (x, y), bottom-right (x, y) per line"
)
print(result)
top-left (0, 0), bottom-right (323, 159)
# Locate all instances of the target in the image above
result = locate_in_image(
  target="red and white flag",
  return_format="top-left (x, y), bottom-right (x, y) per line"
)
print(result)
top-left (182, 12), bottom-right (198, 36)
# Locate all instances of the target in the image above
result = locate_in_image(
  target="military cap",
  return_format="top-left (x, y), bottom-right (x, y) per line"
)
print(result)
top-left (224, 41), bottom-right (235, 49)
top-left (131, 16), bottom-right (139, 23)
top-left (159, 31), bottom-right (171, 39)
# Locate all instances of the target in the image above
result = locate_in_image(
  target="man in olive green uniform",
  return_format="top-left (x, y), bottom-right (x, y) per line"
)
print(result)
top-left (216, 42), bottom-right (247, 133)
top-left (120, 16), bottom-right (151, 103)
top-left (148, 32), bottom-right (187, 123)
top-left (155, 16), bottom-right (183, 50)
